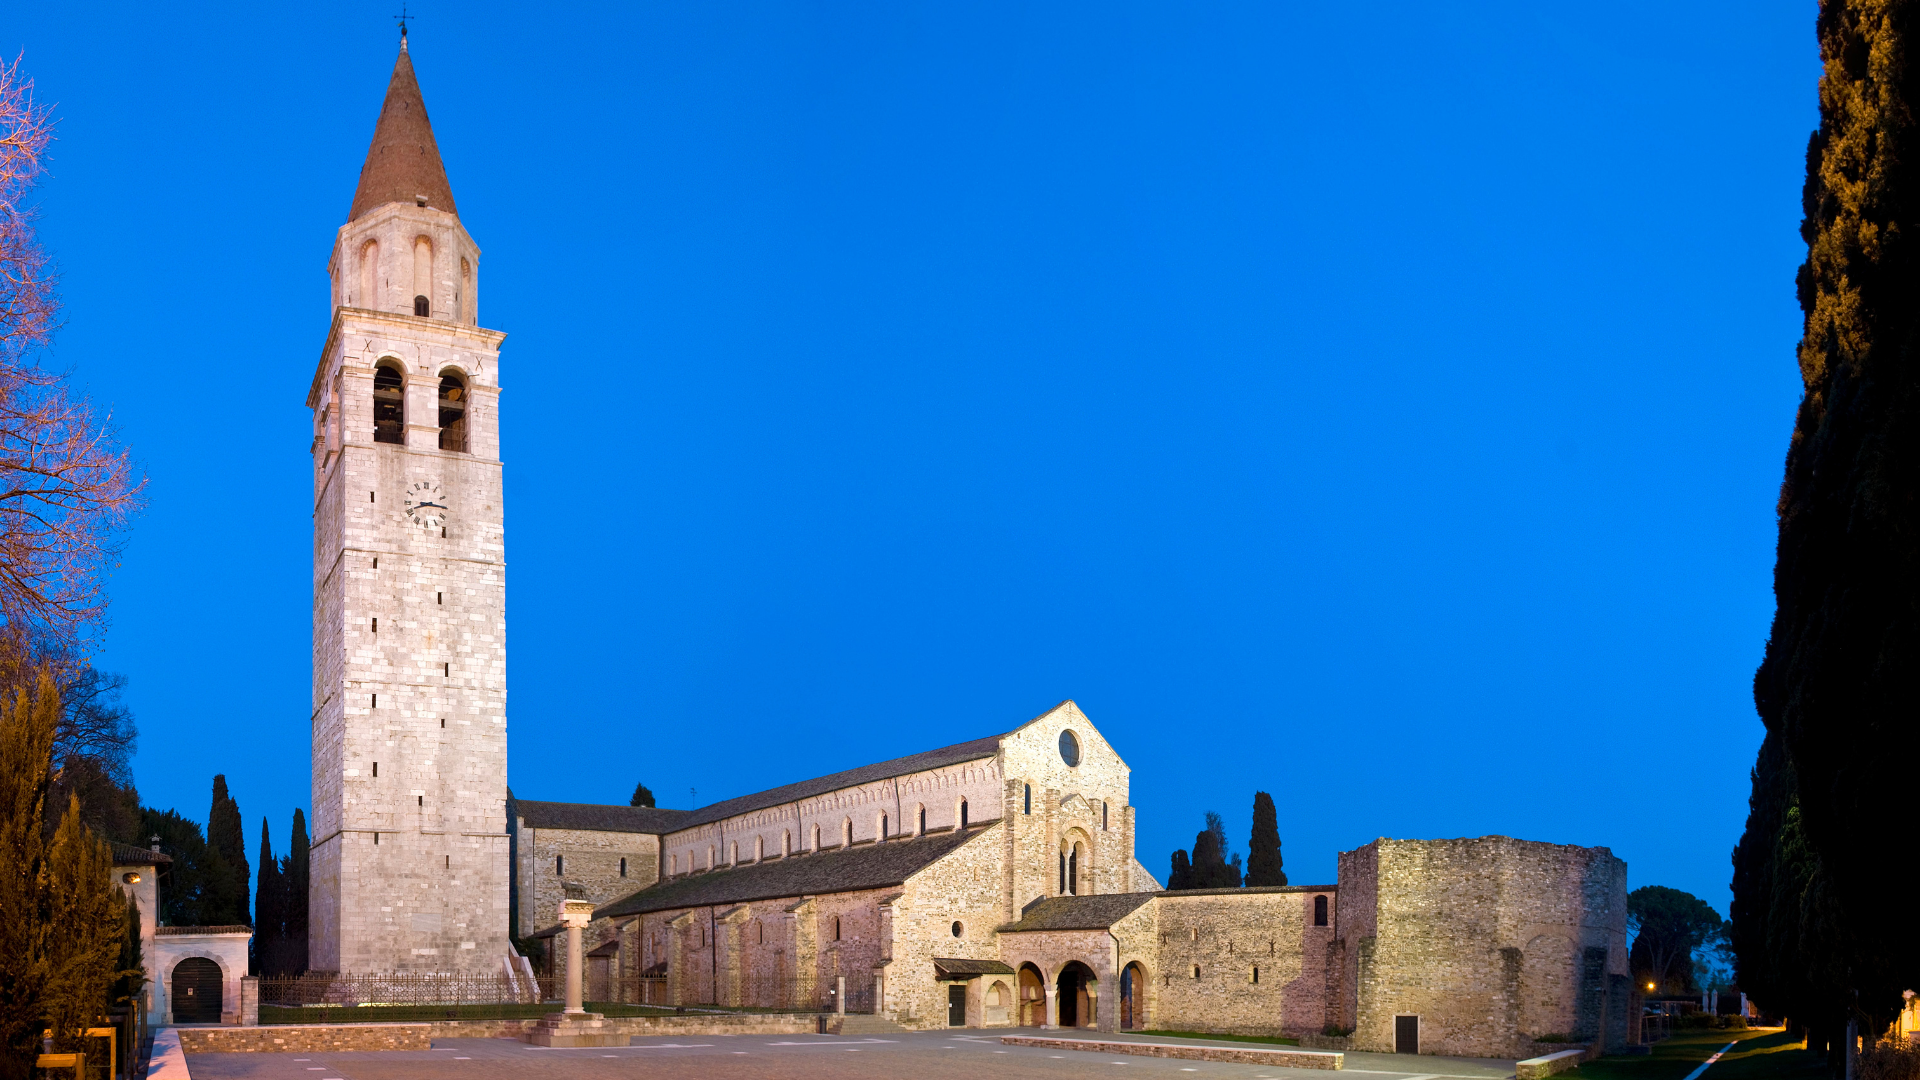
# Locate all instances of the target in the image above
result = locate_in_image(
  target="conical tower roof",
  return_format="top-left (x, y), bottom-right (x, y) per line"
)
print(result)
top-left (347, 40), bottom-right (458, 222)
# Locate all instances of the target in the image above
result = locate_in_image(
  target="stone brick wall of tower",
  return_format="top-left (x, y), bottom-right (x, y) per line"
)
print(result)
top-left (328, 202), bottom-right (482, 325)
top-left (1143, 887), bottom-right (1337, 1036)
top-left (1335, 837), bottom-right (1629, 1059)
top-left (997, 703), bottom-right (1135, 922)
top-left (658, 758), bottom-right (1003, 879)
top-left (514, 825), bottom-right (660, 938)
top-left (309, 220), bottom-right (511, 971)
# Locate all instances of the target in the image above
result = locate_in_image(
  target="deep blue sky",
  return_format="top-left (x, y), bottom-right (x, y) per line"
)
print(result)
top-left (7, 2), bottom-right (1811, 911)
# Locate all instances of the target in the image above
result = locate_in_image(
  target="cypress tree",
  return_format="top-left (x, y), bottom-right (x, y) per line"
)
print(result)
top-left (253, 818), bottom-right (281, 975)
top-left (141, 807), bottom-right (215, 927)
top-left (1188, 812), bottom-right (1242, 889)
top-left (1744, 0), bottom-right (1920, 1035)
top-left (630, 782), bottom-right (655, 808)
top-left (205, 776), bottom-right (249, 925)
top-left (288, 809), bottom-right (309, 974)
top-left (1245, 792), bottom-right (1286, 886)
top-left (0, 675), bottom-right (59, 1080)
top-left (1167, 849), bottom-right (1192, 890)
top-left (41, 794), bottom-right (129, 1056)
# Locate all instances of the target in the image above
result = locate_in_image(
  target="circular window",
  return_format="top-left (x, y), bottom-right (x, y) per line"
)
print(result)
top-left (1059, 730), bottom-right (1081, 767)
top-left (951, 920), bottom-right (964, 938)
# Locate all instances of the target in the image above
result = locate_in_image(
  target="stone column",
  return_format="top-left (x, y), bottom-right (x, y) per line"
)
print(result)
top-left (565, 923), bottom-right (586, 1013)
top-left (1043, 986), bottom-right (1058, 1030)
top-left (836, 976), bottom-right (847, 1016)
top-left (874, 972), bottom-right (885, 1018)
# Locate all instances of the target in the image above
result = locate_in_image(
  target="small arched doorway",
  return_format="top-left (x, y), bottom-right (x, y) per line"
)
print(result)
top-left (1017, 963), bottom-right (1046, 1027)
top-left (1056, 961), bottom-right (1098, 1029)
top-left (1120, 962), bottom-right (1148, 1029)
top-left (172, 957), bottom-right (223, 1023)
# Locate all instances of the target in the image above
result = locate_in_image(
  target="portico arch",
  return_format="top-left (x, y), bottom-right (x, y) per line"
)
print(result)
top-left (1120, 960), bottom-right (1150, 1030)
top-left (1055, 959), bottom-right (1098, 1029)
top-left (1017, 962), bottom-right (1046, 1027)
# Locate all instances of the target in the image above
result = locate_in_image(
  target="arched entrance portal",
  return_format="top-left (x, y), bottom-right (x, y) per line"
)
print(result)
top-left (1121, 962), bottom-right (1148, 1030)
top-left (172, 957), bottom-right (223, 1023)
top-left (1056, 961), bottom-right (1098, 1029)
top-left (1017, 964), bottom-right (1046, 1027)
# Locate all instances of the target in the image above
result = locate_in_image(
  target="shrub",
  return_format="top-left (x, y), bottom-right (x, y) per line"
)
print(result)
top-left (1321, 1025), bottom-right (1355, 1037)
top-left (1859, 1042), bottom-right (1920, 1080)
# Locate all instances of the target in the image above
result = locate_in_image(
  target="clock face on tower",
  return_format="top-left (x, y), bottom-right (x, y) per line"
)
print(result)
top-left (404, 481), bottom-right (448, 528)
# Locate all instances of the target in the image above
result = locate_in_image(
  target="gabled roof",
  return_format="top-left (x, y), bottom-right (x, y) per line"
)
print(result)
top-left (110, 842), bottom-right (171, 866)
top-left (511, 799), bottom-right (692, 835)
top-left (593, 825), bottom-right (993, 920)
top-left (348, 41), bottom-right (458, 222)
top-left (999, 892), bottom-right (1157, 932)
top-left (668, 733), bottom-right (1005, 830)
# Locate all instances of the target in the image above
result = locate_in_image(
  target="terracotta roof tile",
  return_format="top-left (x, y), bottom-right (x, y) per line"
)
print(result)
top-left (348, 43), bottom-right (457, 222)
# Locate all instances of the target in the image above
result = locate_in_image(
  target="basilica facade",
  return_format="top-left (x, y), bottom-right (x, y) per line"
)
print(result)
top-left (510, 701), bottom-right (1636, 1057)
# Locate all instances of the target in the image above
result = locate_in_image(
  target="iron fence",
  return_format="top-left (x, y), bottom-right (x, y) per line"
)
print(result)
top-left (587, 974), bottom-right (869, 1014)
top-left (258, 972), bottom-right (549, 1008)
top-left (256, 971), bottom-right (871, 1016)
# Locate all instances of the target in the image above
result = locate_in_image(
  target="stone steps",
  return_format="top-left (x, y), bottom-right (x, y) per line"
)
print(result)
top-left (831, 1014), bottom-right (913, 1036)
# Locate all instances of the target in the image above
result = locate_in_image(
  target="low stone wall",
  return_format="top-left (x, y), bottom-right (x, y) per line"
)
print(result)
top-left (1300, 1034), bottom-right (1352, 1051)
top-left (1002, 1036), bottom-right (1343, 1070)
top-left (179, 1013), bottom-right (823, 1053)
top-left (178, 1025), bottom-right (431, 1053)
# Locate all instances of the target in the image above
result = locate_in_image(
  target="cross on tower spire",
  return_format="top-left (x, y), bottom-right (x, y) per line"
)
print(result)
top-left (394, 4), bottom-right (413, 47)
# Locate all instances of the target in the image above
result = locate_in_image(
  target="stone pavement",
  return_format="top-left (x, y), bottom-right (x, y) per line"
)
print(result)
top-left (184, 1028), bottom-right (1521, 1080)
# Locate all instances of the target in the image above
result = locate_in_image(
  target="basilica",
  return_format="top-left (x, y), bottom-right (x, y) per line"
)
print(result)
top-left (307, 39), bottom-right (1637, 1058)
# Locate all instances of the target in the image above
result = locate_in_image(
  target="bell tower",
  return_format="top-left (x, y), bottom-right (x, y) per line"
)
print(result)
top-left (308, 34), bottom-right (510, 973)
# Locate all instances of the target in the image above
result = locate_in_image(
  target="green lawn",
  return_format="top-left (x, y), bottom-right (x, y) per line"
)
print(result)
top-left (1564, 1029), bottom-right (1825, 1080)
top-left (1133, 1030), bottom-right (1302, 1047)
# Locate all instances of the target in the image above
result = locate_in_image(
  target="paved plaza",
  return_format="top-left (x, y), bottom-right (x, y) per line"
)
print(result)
top-left (185, 1029), bottom-right (1521, 1080)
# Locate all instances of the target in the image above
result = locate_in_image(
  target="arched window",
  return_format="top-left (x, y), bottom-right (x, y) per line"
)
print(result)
top-left (373, 361), bottom-right (405, 444)
top-left (1192, 965), bottom-right (1201, 979)
top-left (782, 829), bottom-right (792, 856)
top-left (1024, 785), bottom-right (1031, 814)
top-left (1103, 802), bottom-right (1109, 830)
top-left (554, 855), bottom-right (563, 875)
top-left (755, 835), bottom-right (765, 861)
top-left (959, 800), bottom-right (969, 829)
top-left (1314, 894), bottom-right (1329, 926)
top-left (842, 819), bottom-right (852, 847)
top-left (833, 916), bottom-right (842, 941)
top-left (457, 256), bottom-right (470, 322)
top-left (706, 845), bottom-right (714, 870)
top-left (879, 813), bottom-right (888, 840)
top-left (670, 852), bottom-right (677, 875)
top-left (413, 235), bottom-right (433, 317)
top-left (757, 922), bottom-right (763, 944)
top-left (917, 806), bottom-right (926, 835)
top-left (1252, 966), bottom-right (1260, 984)
top-left (1070, 842), bottom-right (1081, 895)
top-left (359, 239), bottom-right (379, 309)
top-left (811, 824), bottom-right (821, 851)
top-left (729, 840), bottom-right (738, 865)
top-left (619, 857), bottom-right (627, 878)
top-left (438, 371), bottom-right (468, 452)
top-left (1059, 851), bottom-right (1066, 894)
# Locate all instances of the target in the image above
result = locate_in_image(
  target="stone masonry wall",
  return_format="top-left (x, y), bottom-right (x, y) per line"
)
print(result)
top-left (998, 703), bottom-right (1136, 924)
top-left (1338, 837), bottom-right (1628, 1059)
top-left (1148, 887), bottom-right (1337, 1037)
top-left (516, 824), bottom-right (659, 937)
top-left (886, 822), bottom-right (1010, 1027)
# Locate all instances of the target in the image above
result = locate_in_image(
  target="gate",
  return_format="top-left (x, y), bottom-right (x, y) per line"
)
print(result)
top-left (173, 958), bottom-right (223, 1023)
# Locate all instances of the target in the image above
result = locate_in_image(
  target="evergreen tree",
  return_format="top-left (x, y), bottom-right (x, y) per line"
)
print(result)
top-left (1188, 812), bottom-right (1242, 889)
top-left (630, 781), bottom-right (655, 808)
top-left (0, 673), bottom-right (134, 1080)
top-left (1167, 849), bottom-right (1192, 890)
top-left (1741, 0), bottom-right (1920, 1038)
top-left (1245, 792), bottom-right (1286, 886)
top-left (41, 794), bottom-right (130, 1057)
top-left (287, 809), bottom-right (309, 974)
top-left (141, 807), bottom-right (220, 927)
top-left (253, 818), bottom-right (282, 975)
top-left (0, 674), bottom-right (60, 1080)
top-left (205, 776), bottom-right (249, 925)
